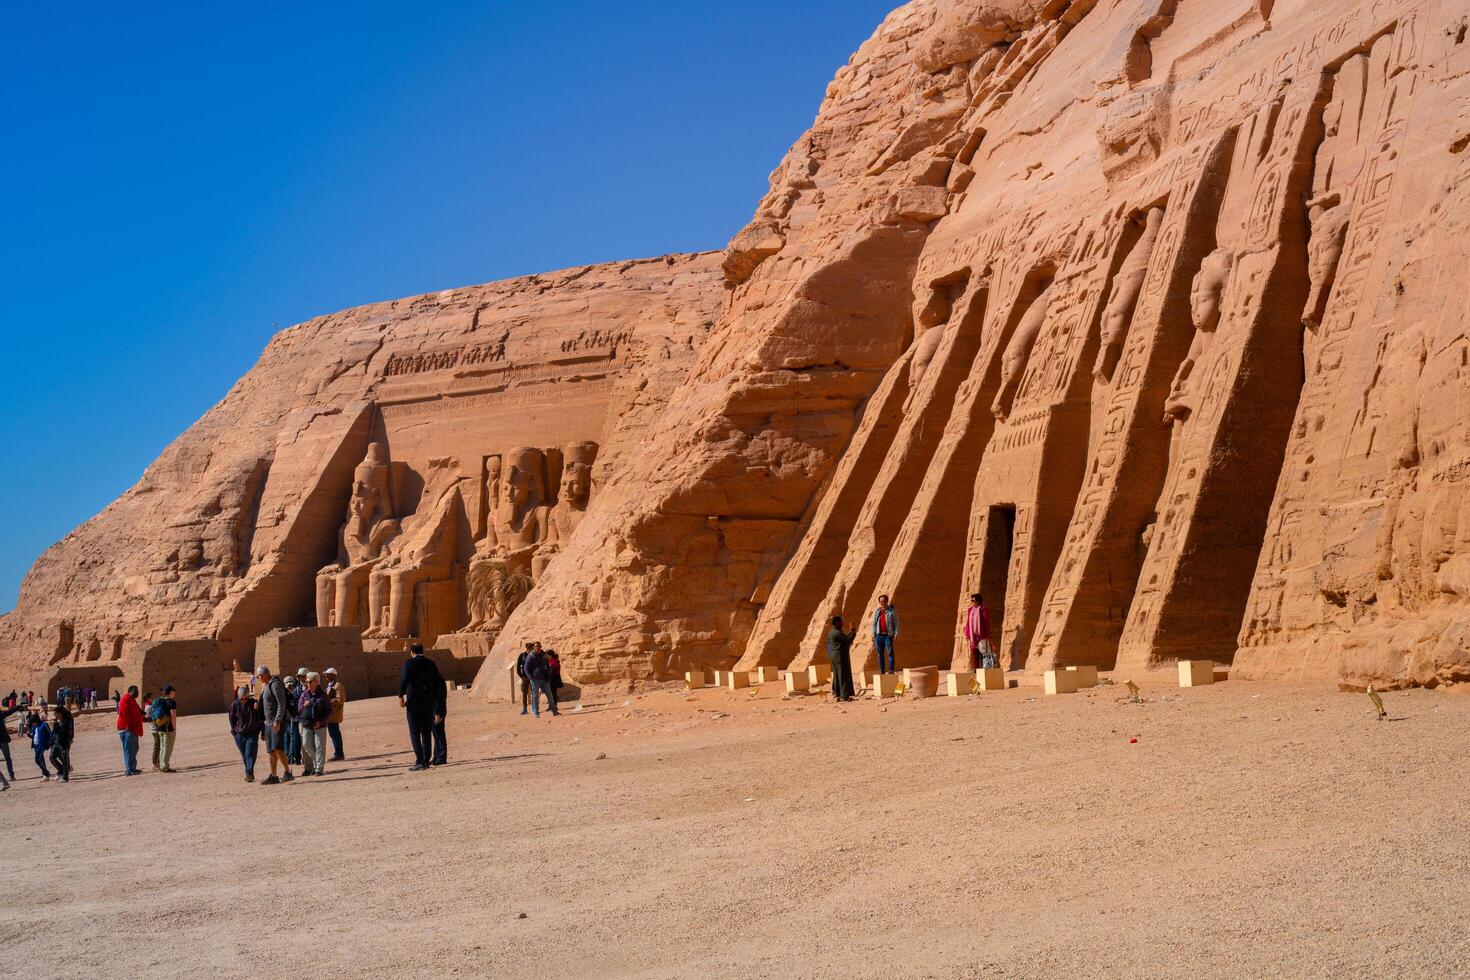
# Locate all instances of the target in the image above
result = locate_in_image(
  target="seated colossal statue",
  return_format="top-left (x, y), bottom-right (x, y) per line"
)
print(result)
top-left (315, 441), bottom-right (400, 628)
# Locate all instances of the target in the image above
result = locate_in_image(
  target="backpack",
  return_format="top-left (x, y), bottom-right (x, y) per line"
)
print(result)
top-left (297, 690), bottom-right (325, 727)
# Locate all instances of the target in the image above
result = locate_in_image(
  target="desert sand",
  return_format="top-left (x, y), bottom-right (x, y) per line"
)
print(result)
top-left (3, 676), bottom-right (1466, 978)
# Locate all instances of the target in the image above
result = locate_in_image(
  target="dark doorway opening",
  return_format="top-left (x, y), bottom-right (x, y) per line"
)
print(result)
top-left (980, 505), bottom-right (1016, 663)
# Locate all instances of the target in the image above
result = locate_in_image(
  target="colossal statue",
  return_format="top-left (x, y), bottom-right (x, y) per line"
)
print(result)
top-left (1165, 247), bottom-right (1235, 426)
top-left (534, 441), bottom-right (599, 579)
top-left (315, 442), bottom-right (400, 628)
top-left (1094, 206), bottom-right (1164, 382)
top-left (460, 447), bottom-right (550, 633)
top-left (363, 460), bottom-right (466, 640)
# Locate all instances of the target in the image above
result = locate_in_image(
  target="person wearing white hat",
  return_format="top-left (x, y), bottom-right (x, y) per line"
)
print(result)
top-left (324, 667), bottom-right (346, 761)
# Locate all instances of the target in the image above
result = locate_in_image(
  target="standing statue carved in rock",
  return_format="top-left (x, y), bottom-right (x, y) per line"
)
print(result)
top-left (1094, 206), bottom-right (1165, 382)
top-left (316, 442), bottom-right (400, 628)
top-left (992, 279), bottom-right (1057, 421)
top-left (1165, 247), bottom-right (1234, 427)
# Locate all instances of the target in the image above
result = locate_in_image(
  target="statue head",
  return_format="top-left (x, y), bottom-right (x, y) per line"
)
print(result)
top-left (559, 442), bottom-right (598, 510)
top-left (1190, 248), bottom-right (1233, 333)
top-left (501, 447), bottom-right (545, 517)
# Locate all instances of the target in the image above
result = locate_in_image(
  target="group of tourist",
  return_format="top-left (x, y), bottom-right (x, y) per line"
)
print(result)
top-left (228, 665), bottom-right (347, 783)
top-left (512, 641), bottom-right (564, 717)
top-left (0, 698), bottom-right (74, 788)
top-left (1, 599), bottom-right (991, 791)
top-left (824, 593), bottom-right (994, 701)
top-left (52, 686), bottom-right (101, 710)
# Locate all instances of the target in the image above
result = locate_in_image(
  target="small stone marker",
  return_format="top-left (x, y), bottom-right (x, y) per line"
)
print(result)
top-left (1044, 669), bottom-right (1078, 695)
top-left (755, 666), bottom-right (782, 684)
top-left (869, 673), bottom-right (899, 698)
top-left (977, 667), bottom-right (1006, 691)
top-left (808, 664), bottom-right (832, 686)
top-left (685, 670), bottom-right (707, 689)
top-left (946, 670), bottom-right (975, 696)
top-left (783, 671), bottom-right (810, 693)
top-left (726, 670), bottom-right (750, 690)
top-left (1066, 665), bottom-right (1099, 688)
top-left (1178, 660), bottom-right (1214, 687)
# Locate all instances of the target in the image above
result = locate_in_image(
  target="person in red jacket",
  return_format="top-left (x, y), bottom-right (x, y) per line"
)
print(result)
top-left (116, 685), bottom-right (144, 776)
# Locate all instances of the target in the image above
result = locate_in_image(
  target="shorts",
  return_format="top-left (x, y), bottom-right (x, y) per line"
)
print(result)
top-left (264, 727), bottom-right (286, 752)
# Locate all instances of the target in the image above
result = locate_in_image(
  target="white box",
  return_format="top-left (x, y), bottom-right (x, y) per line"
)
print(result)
top-left (1178, 660), bottom-right (1214, 687)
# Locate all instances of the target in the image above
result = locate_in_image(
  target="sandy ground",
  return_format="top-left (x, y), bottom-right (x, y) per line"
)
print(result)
top-left (1, 672), bottom-right (1467, 979)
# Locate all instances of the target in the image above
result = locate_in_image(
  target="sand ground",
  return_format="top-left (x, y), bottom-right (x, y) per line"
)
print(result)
top-left (1, 672), bottom-right (1467, 979)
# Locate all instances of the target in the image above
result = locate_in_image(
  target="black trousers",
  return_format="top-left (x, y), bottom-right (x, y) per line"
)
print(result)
top-left (50, 744), bottom-right (70, 780)
top-left (829, 650), bottom-right (854, 700)
top-left (431, 718), bottom-right (447, 765)
top-left (406, 706), bottom-right (435, 766)
top-left (0, 741), bottom-right (12, 779)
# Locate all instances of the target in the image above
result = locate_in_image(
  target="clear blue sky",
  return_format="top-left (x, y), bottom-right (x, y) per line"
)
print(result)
top-left (0, 1), bottom-right (896, 612)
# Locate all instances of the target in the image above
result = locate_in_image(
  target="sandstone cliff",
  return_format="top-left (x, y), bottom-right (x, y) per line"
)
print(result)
top-left (484, 0), bottom-right (1470, 693)
top-left (8, 0), bottom-right (1470, 696)
top-left (0, 254), bottom-right (725, 687)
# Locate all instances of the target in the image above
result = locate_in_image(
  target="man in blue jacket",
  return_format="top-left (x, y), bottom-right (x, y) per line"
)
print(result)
top-left (871, 594), bottom-right (899, 675)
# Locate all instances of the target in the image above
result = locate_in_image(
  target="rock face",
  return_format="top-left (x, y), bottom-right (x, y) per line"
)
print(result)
top-left (481, 0), bottom-right (1470, 695)
top-left (0, 254), bottom-right (725, 688)
top-left (7, 0), bottom-right (1470, 696)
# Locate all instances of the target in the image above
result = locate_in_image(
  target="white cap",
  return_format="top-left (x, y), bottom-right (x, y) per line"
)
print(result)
top-left (324, 667), bottom-right (338, 676)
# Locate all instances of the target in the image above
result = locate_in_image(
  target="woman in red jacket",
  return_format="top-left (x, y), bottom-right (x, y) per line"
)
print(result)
top-left (116, 685), bottom-right (144, 776)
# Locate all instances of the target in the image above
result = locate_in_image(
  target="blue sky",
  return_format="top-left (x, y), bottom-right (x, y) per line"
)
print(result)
top-left (0, 1), bottom-right (896, 611)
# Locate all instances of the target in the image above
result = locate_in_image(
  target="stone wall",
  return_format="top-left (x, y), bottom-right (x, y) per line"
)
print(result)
top-left (120, 639), bottom-right (228, 716)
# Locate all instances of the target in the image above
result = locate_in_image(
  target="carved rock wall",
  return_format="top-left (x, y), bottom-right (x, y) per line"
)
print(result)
top-left (7, 0), bottom-right (1470, 697)
top-left (0, 255), bottom-right (724, 689)
top-left (486, 0), bottom-right (1470, 694)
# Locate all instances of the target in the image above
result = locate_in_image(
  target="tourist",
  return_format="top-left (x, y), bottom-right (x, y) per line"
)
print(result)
top-left (49, 702), bottom-right (74, 782)
top-left (116, 685), bottom-right (144, 776)
top-left (150, 684), bottom-right (179, 773)
top-left (827, 615), bottom-right (857, 702)
top-left (399, 643), bottom-right (445, 771)
top-left (431, 668), bottom-right (448, 766)
top-left (534, 642), bottom-right (561, 715)
top-left (228, 686), bottom-right (262, 782)
top-left (29, 711), bottom-right (53, 780)
top-left (324, 667), bottom-right (346, 761)
top-left (964, 593), bottom-right (996, 669)
top-left (0, 701), bottom-right (20, 782)
top-left (871, 594), bottom-right (899, 675)
top-left (296, 672), bottom-right (332, 777)
top-left (283, 676), bottom-right (303, 766)
top-left (141, 692), bottom-right (160, 770)
top-left (544, 644), bottom-right (565, 708)
top-left (516, 642), bottom-right (534, 715)
top-left (524, 646), bottom-right (559, 718)
top-left (256, 666), bottom-right (294, 785)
